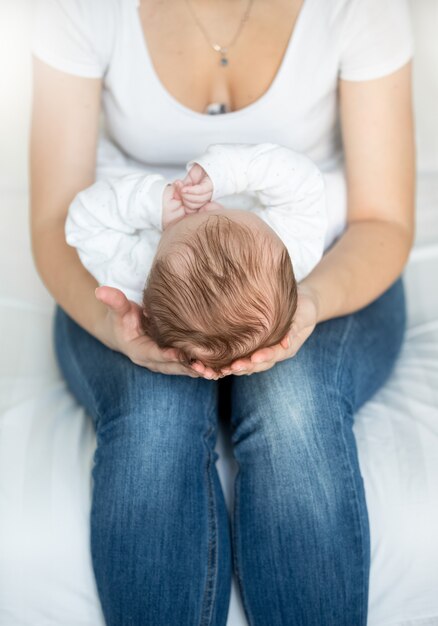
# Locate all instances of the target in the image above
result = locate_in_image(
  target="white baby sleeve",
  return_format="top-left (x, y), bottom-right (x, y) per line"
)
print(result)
top-left (186, 143), bottom-right (328, 282)
top-left (65, 171), bottom-right (170, 305)
top-left (186, 143), bottom-right (253, 200)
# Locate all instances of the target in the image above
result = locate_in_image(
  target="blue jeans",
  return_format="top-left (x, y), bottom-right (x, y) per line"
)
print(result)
top-left (53, 275), bottom-right (406, 626)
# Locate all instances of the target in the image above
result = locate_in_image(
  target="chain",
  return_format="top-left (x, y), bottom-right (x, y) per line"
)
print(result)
top-left (184, 0), bottom-right (255, 66)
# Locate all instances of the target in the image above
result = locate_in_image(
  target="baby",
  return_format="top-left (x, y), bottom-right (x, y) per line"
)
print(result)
top-left (66, 142), bottom-right (327, 374)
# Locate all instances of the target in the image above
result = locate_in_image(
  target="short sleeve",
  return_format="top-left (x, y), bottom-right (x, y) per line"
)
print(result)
top-left (340, 0), bottom-right (414, 81)
top-left (31, 0), bottom-right (113, 78)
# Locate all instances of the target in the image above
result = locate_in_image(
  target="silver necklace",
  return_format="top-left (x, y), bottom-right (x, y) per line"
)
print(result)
top-left (184, 0), bottom-right (255, 68)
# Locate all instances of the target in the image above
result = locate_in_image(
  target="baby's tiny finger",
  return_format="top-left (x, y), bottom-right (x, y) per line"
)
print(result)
top-left (181, 192), bottom-right (211, 204)
top-left (183, 196), bottom-right (203, 207)
top-left (182, 181), bottom-right (211, 194)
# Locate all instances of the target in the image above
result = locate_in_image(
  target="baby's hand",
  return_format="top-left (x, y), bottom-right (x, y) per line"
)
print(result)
top-left (178, 163), bottom-right (214, 213)
top-left (162, 181), bottom-right (187, 230)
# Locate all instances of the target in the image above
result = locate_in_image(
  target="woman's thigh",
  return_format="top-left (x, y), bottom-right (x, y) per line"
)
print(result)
top-left (226, 275), bottom-right (406, 626)
top-left (53, 306), bottom-right (220, 432)
top-left (53, 306), bottom-right (232, 626)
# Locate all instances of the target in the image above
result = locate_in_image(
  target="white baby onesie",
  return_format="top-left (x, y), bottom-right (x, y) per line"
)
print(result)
top-left (65, 142), bottom-right (328, 305)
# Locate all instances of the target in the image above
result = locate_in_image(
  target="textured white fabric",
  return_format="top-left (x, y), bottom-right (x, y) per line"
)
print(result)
top-left (65, 142), bottom-right (327, 304)
top-left (65, 171), bottom-right (169, 304)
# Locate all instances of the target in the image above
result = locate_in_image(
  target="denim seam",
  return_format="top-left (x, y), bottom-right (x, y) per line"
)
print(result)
top-left (334, 314), bottom-right (368, 626)
top-left (199, 422), bottom-right (219, 626)
top-left (230, 466), bottom-right (256, 626)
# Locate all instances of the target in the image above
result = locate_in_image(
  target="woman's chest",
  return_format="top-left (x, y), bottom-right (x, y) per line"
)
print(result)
top-left (136, 0), bottom-right (304, 115)
top-left (102, 0), bottom-right (343, 168)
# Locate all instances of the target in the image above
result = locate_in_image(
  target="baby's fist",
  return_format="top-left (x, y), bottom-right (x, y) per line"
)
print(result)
top-left (161, 182), bottom-right (186, 230)
top-left (179, 163), bottom-right (214, 213)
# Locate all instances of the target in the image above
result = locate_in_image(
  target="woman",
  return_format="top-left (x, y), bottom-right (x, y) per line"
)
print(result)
top-left (30, 0), bottom-right (415, 624)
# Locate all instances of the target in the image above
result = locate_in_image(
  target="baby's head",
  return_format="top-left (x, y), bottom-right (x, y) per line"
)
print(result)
top-left (140, 207), bottom-right (298, 374)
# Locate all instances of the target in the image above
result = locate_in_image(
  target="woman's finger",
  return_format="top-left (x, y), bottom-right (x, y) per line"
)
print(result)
top-left (190, 360), bottom-right (222, 380)
top-left (230, 359), bottom-right (252, 372)
top-left (280, 334), bottom-right (291, 350)
top-left (130, 340), bottom-right (201, 377)
top-left (131, 335), bottom-right (177, 362)
top-left (230, 357), bottom-right (278, 376)
top-left (95, 286), bottom-right (131, 316)
top-left (152, 362), bottom-right (202, 377)
top-left (160, 346), bottom-right (180, 361)
top-left (250, 346), bottom-right (276, 364)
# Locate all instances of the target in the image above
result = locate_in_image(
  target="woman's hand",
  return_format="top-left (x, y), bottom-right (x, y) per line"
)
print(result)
top-left (95, 286), bottom-right (202, 377)
top-left (191, 284), bottom-right (320, 378)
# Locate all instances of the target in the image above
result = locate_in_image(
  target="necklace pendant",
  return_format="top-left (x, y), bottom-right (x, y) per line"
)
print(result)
top-left (212, 43), bottom-right (228, 66)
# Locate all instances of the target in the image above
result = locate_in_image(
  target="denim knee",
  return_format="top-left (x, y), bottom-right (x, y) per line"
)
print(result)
top-left (231, 357), bottom-right (351, 456)
top-left (229, 359), bottom-right (366, 534)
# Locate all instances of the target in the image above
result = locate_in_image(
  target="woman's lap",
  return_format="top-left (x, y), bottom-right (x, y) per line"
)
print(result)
top-left (53, 275), bottom-right (406, 626)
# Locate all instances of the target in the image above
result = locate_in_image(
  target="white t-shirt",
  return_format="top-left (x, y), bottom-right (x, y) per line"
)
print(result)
top-left (31, 0), bottom-right (414, 251)
top-left (65, 142), bottom-right (327, 304)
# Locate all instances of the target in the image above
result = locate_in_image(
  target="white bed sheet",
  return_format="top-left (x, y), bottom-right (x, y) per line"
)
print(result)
top-left (0, 174), bottom-right (438, 626)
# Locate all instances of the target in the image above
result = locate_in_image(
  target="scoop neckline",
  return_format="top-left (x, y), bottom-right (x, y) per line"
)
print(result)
top-left (132, 0), bottom-right (310, 121)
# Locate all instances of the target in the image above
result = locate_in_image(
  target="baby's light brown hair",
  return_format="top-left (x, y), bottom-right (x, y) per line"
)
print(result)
top-left (141, 214), bottom-right (298, 374)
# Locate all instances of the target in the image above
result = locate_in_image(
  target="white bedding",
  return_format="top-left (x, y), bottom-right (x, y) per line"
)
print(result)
top-left (0, 172), bottom-right (438, 625)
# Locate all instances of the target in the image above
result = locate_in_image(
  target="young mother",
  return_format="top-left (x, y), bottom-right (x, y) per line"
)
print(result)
top-left (30, 0), bottom-right (415, 624)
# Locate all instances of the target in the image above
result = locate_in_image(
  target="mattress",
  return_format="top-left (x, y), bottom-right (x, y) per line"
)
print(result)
top-left (0, 174), bottom-right (438, 625)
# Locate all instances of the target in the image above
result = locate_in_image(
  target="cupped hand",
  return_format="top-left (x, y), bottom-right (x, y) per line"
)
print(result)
top-left (191, 283), bottom-right (320, 379)
top-left (95, 286), bottom-right (202, 377)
